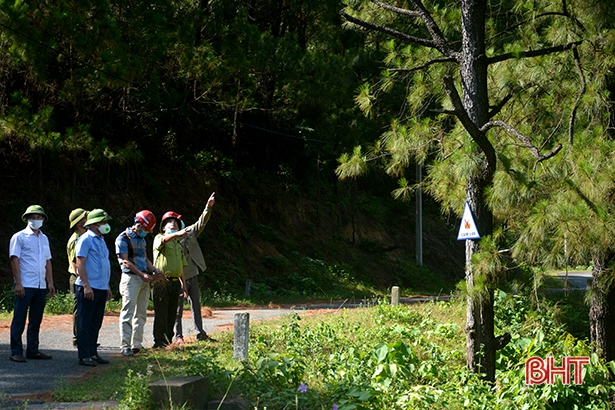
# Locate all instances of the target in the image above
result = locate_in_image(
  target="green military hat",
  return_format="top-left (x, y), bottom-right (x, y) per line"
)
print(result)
top-left (22, 205), bottom-right (47, 222)
top-left (69, 208), bottom-right (89, 229)
top-left (85, 209), bottom-right (112, 226)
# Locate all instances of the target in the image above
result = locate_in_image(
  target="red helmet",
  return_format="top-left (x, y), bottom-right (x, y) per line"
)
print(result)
top-left (135, 210), bottom-right (156, 233)
top-left (160, 211), bottom-right (182, 232)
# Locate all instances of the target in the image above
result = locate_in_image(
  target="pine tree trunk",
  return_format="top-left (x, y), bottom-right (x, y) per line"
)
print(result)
top-left (464, 175), bottom-right (496, 382)
top-left (590, 256), bottom-right (615, 362)
top-left (460, 0), bottom-right (498, 382)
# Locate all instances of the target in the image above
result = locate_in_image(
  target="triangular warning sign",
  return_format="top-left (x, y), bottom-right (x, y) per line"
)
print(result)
top-left (457, 201), bottom-right (480, 240)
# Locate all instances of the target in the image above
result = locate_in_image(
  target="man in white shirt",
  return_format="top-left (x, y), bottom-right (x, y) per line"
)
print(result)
top-left (9, 205), bottom-right (56, 363)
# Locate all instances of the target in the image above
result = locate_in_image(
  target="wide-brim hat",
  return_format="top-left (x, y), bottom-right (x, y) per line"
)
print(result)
top-left (22, 205), bottom-right (47, 222)
top-left (69, 208), bottom-right (89, 229)
top-left (85, 209), bottom-right (112, 226)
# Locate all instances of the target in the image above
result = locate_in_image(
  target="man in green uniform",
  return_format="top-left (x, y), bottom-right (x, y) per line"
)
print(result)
top-left (67, 208), bottom-right (88, 346)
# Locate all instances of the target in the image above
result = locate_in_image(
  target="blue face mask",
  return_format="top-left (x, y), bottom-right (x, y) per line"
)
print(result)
top-left (138, 230), bottom-right (148, 238)
top-left (167, 229), bottom-right (178, 234)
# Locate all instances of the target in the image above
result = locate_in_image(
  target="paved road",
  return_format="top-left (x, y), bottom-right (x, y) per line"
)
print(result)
top-left (557, 271), bottom-right (592, 289)
top-left (0, 307), bottom-right (295, 397)
top-left (555, 271), bottom-right (592, 289)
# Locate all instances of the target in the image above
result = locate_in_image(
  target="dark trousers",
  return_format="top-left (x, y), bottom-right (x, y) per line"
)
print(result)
top-left (76, 286), bottom-right (107, 359)
top-left (69, 274), bottom-right (78, 344)
top-left (10, 288), bottom-right (47, 356)
top-left (153, 279), bottom-right (181, 346)
top-left (175, 275), bottom-right (207, 339)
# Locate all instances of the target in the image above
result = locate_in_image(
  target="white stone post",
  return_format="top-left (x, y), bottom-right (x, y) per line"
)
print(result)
top-left (391, 286), bottom-right (399, 306)
top-left (234, 313), bottom-right (250, 360)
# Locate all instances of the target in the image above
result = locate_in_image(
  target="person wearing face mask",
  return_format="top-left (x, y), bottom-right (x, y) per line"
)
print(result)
top-left (8, 205), bottom-right (55, 363)
top-left (74, 209), bottom-right (113, 366)
top-left (67, 208), bottom-right (89, 347)
top-left (152, 212), bottom-right (189, 348)
top-left (115, 210), bottom-right (162, 357)
top-left (173, 192), bottom-right (217, 344)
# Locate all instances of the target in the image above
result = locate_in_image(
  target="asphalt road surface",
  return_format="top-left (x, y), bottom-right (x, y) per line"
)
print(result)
top-left (555, 271), bottom-right (592, 289)
top-left (0, 306), bottom-right (302, 410)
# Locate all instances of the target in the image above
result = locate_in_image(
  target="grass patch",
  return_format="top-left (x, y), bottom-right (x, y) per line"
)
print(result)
top-left (53, 291), bottom-right (612, 409)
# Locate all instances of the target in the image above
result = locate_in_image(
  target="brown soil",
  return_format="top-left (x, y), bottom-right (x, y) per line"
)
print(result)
top-left (0, 307), bottom-right (215, 334)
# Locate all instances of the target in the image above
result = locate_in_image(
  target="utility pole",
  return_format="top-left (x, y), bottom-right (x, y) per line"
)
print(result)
top-left (416, 163), bottom-right (423, 265)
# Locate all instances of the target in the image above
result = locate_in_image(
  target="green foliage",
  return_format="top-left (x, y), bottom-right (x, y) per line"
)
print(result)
top-left (56, 295), bottom-right (615, 409)
top-left (44, 291), bottom-right (74, 315)
top-left (0, 285), bottom-right (14, 312)
top-left (118, 369), bottom-right (153, 410)
top-left (253, 353), bottom-right (306, 388)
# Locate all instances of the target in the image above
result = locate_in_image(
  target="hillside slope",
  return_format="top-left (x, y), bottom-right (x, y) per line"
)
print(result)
top-left (0, 144), bottom-right (464, 300)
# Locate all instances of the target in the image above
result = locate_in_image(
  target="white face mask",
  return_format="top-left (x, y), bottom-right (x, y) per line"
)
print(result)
top-left (98, 223), bottom-right (111, 235)
top-left (28, 219), bottom-right (43, 230)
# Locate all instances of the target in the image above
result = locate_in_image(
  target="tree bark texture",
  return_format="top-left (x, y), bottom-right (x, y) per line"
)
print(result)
top-left (590, 256), bottom-right (615, 363)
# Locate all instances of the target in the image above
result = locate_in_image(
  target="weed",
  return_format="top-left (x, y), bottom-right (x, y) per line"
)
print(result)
top-left (118, 369), bottom-right (153, 410)
top-left (44, 291), bottom-right (74, 315)
top-left (54, 292), bottom-right (612, 409)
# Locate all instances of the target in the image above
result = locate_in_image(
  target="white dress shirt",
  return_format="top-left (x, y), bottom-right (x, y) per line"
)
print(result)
top-left (9, 227), bottom-right (52, 289)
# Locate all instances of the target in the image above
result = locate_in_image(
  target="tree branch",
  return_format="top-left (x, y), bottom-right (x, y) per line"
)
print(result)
top-left (407, 0), bottom-right (458, 57)
top-left (343, 0), bottom-right (459, 59)
top-left (431, 108), bottom-right (456, 115)
top-left (491, 12), bottom-right (568, 41)
top-left (341, 12), bottom-right (438, 49)
top-left (487, 41), bottom-right (583, 65)
top-left (371, 0), bottom-right (420, 17)
top-left (491, 0), bottom-right (585, 42)
top-left (488, 93), bottom-right (513, 119)
top-left (480, 120), bottom-right (563, 163)
top-left (568, 45), bottom-right (585, 149)
top-left (443, 76), bottom-right (496, 172)
top-left (387, 56), bottom-right (456, 73)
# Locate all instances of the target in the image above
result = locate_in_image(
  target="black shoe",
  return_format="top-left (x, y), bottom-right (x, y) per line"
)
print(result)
top-left (200, 335), bottom-right (218, 343)
top-left (91, 355), bottom-right (110, 364)
top-left (9, 355), bottom-right (26, 363)
top-left (26, 352), bottom-right (52, 360)
top-left (152, 343), bottom-right (168, 350)
top-left (79, 358), bottom-right (97, 366)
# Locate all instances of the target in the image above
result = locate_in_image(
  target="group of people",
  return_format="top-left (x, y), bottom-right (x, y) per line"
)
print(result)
top-left (8, 193), bottom-right (216, 366)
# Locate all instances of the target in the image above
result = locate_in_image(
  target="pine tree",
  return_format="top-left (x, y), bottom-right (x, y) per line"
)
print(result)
top-left (336, 0), bottom-right (610, 381)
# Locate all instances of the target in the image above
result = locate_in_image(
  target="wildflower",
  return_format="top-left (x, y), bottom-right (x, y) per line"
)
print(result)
top-left (297, 383), bottom-right (308, 393)
top-left (332, 404), bottom-right (339, 410)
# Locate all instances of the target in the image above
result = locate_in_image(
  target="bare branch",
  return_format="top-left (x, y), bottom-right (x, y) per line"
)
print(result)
top-left (343, 0), bottom-right (459, 58)
top-left (387, 57), bottom-right (456, 73)
top-left (442, 143), bottom-right (464, 160)
top-left (407, 0), bottom-right (459, 57)
top-left (488, 93), bottom-right (513, 119)
top-left (491, 0), bottom-right (585, 42)
top-left (443, 76), bottom-right (496, 173)
top-left (341, 12), bottom-right (438, 49)
top-left (431, 108), bottom-right (456, 115)
top-left (371, 0), bottom-right (420, 17)
top-left (487, 41), bottom-right (583, 65)
top-left (480, 120), bottom-right (563, 163)
top-left (491, 12), bottom-right (568, 41)
top-left (568, 45), bottom-right (585, 149)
